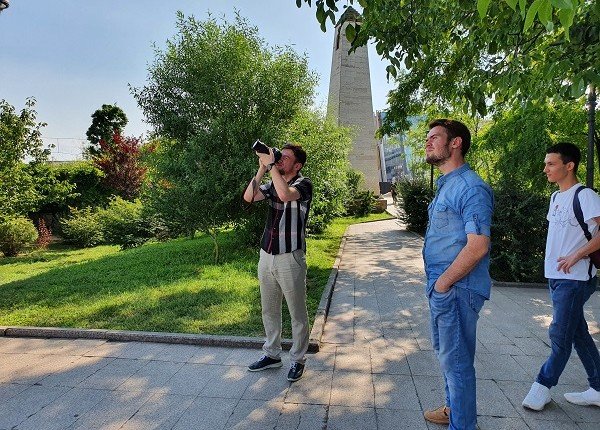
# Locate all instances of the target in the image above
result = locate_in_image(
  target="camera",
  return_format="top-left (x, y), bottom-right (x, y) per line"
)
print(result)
top-left (252, 139), bottom-right (282, 163)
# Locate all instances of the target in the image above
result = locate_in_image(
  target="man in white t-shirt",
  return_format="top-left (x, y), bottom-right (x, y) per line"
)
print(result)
top-left (523, 142), bottom-right (600, 411)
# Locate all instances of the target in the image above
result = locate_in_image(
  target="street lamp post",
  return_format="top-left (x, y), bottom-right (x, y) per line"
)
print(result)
top-left (586, 85), bottom-right (597, 188)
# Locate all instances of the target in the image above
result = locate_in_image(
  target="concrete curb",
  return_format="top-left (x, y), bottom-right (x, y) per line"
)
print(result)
top-left (0, 224), bottom-right (353, 354)
top-left (0, 325), bottom-right (277, 349)
top-left (492, 281), bottom-right (548, 289)
top-left (307, 232), bottom-right (348, 352)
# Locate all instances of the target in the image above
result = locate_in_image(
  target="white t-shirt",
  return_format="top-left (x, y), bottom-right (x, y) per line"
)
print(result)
top-left (545, 183), bottom-right (600, 280)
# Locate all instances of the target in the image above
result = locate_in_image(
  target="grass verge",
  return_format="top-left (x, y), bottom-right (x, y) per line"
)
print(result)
top-left (0, 212), bottom-right (392, 337)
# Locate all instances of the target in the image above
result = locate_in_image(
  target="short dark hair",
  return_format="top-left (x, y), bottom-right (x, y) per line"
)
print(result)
top-left (428, 119), bottom-right (471, 156)
top-left (546, 142), bottom-right (581, 173)
top-left (282, 143), bottom-right (307, 167)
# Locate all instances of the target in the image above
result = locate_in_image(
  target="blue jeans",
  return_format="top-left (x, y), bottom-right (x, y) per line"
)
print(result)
top-left (429, 286), bottom-right (485, 430)
top-left (537, 277), bottom-right (600, 391)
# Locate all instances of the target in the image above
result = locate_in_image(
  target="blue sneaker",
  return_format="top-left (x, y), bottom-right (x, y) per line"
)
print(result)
top-left (287, 362), bottom-right (305, 382)
top-left (248, 355), bottom-right (282, 372)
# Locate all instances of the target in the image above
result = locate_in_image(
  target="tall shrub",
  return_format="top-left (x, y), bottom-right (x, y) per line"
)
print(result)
top-left (0, 216), bottom-right (38, 257)
top-left (490, 181), bottom-right (548, 283)
top-left (134, 13), bottom-right (316, 241)
top-left (0, 98), bottom-right (49, 218)
top-left (282, 110), bottom-right (352, 233)
top-left (93, 134), bottom-right (147, 200)
top-left (396, 178), bottom-right (434, 234)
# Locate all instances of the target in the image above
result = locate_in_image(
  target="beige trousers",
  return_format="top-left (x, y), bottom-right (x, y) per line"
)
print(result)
top-left (258, 248), bottom-right (309, 364)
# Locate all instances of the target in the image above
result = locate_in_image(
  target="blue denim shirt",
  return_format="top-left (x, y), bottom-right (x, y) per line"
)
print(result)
top-left (423, 163), bottom-right (494, 299)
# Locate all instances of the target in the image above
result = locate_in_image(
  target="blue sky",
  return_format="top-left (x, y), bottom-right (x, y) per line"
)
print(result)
top-left (0, 0), bottom-right (394, 159)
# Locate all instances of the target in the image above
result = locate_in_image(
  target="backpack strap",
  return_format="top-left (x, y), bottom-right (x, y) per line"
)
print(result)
top-left (573, 185), bottom-right (594, 278)
top-left (573, 186), bottom-right (592, 241)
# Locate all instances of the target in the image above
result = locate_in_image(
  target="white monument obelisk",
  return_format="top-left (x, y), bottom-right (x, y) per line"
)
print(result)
top-left (327, 6), bottom-right (382, 193)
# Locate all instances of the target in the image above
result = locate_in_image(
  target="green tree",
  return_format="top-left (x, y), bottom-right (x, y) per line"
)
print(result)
top-left (295, 1), bottom-right (598, 132)
top-left (479, 100), bottom-right (587, 192)
top-left (0, 98), bottom-right (50, 218)
top-left (282, 109), bottom-right (352, 232)
top-left (86, 104), bottom-right (128, 155)
top-left (134, 13), bottom-right (316, 250)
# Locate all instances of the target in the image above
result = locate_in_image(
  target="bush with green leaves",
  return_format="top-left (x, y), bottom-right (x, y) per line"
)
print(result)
top-left (396, 178), bottom-right (434, 234)
top-left (282, 110), bottom-right (352, 233)
top-left (97, 197), bottom-right (151, 250)
top-left (49, 161), bottom-right (112, 210)
top-left (61, 207), bottom-right (104, 248)
top-left (0, 216), bottom-right (38, 257)
top-left (134, 13), bottom-right (316, 241)
top-left (490, 181), bottom-right (548, 283)
top-left (346, 190), bottom-right (376, 217)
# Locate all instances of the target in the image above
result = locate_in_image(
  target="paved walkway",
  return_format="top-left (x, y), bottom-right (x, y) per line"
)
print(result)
top-left (2, 219), bottom-right (600, 429)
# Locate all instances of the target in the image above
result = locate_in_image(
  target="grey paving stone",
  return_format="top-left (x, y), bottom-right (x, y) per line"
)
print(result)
top-left (513, 336), bottom-right (552, 356)
top-left (327, 406), bottom-right (377, 430)
top-left (242, 370), bottom-right (290, 401)
top-left (476, 379), bottom-right (520, 418)
top-left (83, 341), bottom-right (129, 358)
top-left (274, 403), bottom-right (327, 430)
top-left (119, 393), bottom-right (195, 430)
top-left (40, 356), bottom-right (115, 388)
top-left (478, 342), bottom-right (524, 356)
top-left (188, 346), bottom-right (235, 364)
top-left (330, 371), bottom-right (374, 407)
top-left (0, 352), bottom-right (50, 384)
top-left (117, 359), bottom-right (184, 392)
top-left (200, 365), bottom-right (254, 399)
top-left (373, 373), bottom-right (421, 411)
top-left (376, 408), bottom-right (429, 430)
top-left (108, 341), bottom-right (169, 360)
top-left (150, 343), bottom-right (204, 363)
top-left (286, 370), bottom-right (332, 405)
top-left (0, 385), bottom-right (69, 429)
top-left (523, 417), bottom-right (586, 429)
top-left (162, 362), bottom-right (220, 396)
top-left (171, 396), bottom-right (238, 430)
top-left (476, 416), bottom-right (528, 430)
top-left (511, 354), bottom-right (545, 379)
top-left (371, 346), bottom-right (411, 375)
top-left (334, 345), bottom-right (372, 372)
top-left (0, 383), bottom-right (29, 401)
top-left (17, 387), bottom-right (110, 430)
top-left (224, 399), bottom-right (282, 430)
top-left (223, 348), bottom-right (267, 366)
top-left (70, 390), bottom-right (155, 430)
top-left (0, 337), bottom-right (73, 355)
top-left (307, 351), bottom-right (335, 371)
top-left (413, 375), bottom-right (446, 414)
top-left (77, 358), bottom-right (147, 390)
top-left (406, 350), bottom-right (442, 377)
top-left (475, 353), bottom-right (531, 382)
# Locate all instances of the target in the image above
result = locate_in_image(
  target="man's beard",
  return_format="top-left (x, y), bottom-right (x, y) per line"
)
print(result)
top-left (426, 141), bottom-right (451, 166)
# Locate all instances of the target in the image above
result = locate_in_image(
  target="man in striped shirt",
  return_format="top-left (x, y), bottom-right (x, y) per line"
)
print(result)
top-left (243, 143), bottom-right (312, 382)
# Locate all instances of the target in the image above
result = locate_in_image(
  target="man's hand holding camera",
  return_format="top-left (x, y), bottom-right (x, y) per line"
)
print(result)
top-left (256, 148), bottom-right (276, 173)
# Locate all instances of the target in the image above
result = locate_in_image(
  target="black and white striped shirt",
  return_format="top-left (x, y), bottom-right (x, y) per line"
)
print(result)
top-left (259, 174), bottom-right (312, 255)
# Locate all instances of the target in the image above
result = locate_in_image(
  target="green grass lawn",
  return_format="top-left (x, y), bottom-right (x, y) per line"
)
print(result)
top-left (0, 212), bottom-right (392, 337)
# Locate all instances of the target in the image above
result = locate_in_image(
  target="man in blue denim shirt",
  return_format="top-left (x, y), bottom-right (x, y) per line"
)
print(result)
top-left (422, 119), bottom-right (494, 430)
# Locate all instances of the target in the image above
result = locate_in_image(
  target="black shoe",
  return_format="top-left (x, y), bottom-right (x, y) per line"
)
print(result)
top-left (248, 355), bottom-right (282, 372)
top-left (287, 362), bottom-right (305, 382)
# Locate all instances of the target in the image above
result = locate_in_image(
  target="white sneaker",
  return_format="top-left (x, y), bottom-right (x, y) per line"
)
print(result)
top-left (522, 382), bottom-right (551, 411)
top-left (564, 387), bottom-right (600, 406)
